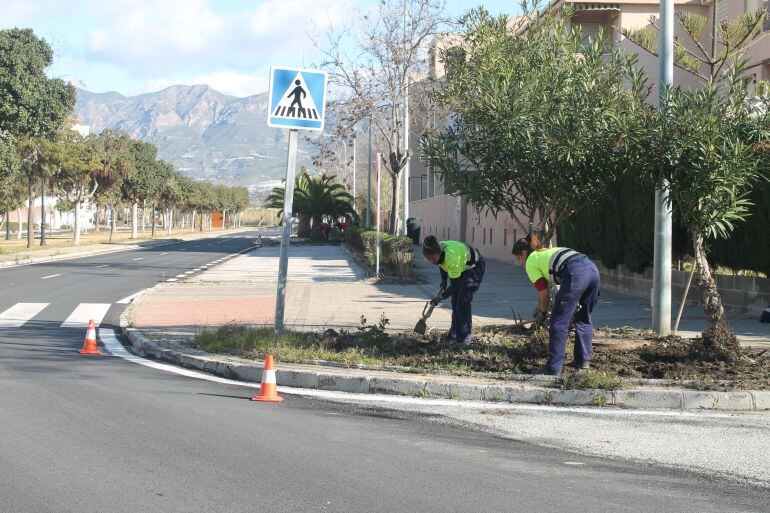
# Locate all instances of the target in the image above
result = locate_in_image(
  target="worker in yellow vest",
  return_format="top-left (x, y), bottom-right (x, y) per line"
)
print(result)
top-left (512, 233), bottom-right (600, 375)
top-left (421, 235), bottom-right (485, 345)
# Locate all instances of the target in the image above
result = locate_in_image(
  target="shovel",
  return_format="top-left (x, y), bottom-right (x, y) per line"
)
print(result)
top-left (414, 287), bottom-right (444, 335)
top-left (414, 301), bottom-right (437, 335)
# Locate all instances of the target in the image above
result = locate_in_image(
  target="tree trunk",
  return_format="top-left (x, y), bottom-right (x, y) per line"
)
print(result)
top-left (39, 177), bottom-right (46, 247)
top-left (389, 171), bottom-right (400, 236)
top-left (130, 200), bottom-right (138, 239)
top-left (17, 207), bottom-right (22, 239)
top-left (297, 214), bottom-right (311, 238)
top-left (166, 209), bottom-right (172, 236)
top-left (192, 209), bottom-right (197, 233)
top-left (310, 214), bottom-right (324, 241)
top-left (94, 205), bottom-right (100, 233)
top-left (199, 210), bottom-right (204, 232)
top-left (141, 200), bottom-right (146, 232)
top-left (3, 206), bottom-right (8, 240)
top-left (27, 178), bottom-right (34, 249)
top-left (73, 199), bottom-right (81, 245)
top-left (151, 203), bottom-right (157, 238)
top-left (109, 206), bottom-right (116, 242)
top-left (692, 231), bottom-right (740, 359)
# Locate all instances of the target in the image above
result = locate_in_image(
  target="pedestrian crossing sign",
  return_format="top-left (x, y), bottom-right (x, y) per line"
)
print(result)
top-left (267, 66), bottom-right (327, 131)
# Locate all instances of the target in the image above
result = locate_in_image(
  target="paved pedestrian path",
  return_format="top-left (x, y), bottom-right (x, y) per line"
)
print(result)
top-left (128, 243), bottom-right (770, 349)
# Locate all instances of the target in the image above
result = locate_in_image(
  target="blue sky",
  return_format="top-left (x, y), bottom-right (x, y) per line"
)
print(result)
top-left (2, 0), bottom-right (519, 97)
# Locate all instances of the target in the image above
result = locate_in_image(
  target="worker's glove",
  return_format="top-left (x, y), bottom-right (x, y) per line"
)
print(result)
top-left (430, 295), bottom-right (443, 307)
top-left (532, 306), bottom-right (548, 326)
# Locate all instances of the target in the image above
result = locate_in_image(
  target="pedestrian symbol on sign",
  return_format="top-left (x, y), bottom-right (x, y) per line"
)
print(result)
top-left (267, 67), bottom-right (327, 131)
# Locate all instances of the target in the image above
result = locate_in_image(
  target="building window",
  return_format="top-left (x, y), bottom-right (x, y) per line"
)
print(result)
top-left (504, 229), bottom-right (507, 246)
top-left (483, 228), bottom-right (486, 245)
top-left (489, 229), bottom-right (493, 245)
top-left (472, 227), bottom-right (475, 242)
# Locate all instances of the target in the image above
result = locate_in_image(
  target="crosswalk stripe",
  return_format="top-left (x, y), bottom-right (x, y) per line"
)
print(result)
top-left (61, 303), bottom-right (112, 328)
top-left (0, 303), bottom-right (49, 328)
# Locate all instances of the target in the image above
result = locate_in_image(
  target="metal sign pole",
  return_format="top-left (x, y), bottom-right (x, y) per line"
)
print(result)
top-left (274, 129), bottom-right (299, 335)
top-left (375, 153), bottom-right (381, 276)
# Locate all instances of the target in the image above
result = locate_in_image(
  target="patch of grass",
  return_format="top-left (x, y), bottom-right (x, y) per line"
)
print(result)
top-left (593, 394), bottom-right (609, 407)
top-left (556, 370), bottom-right (625, 391)
top-left (194, 324), bottom-right (386, 367)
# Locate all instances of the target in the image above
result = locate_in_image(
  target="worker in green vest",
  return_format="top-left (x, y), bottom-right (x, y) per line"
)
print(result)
top-left (421, 235), bottom-right (485, 345)
top-left (512, 233), bottom-right (600, 375)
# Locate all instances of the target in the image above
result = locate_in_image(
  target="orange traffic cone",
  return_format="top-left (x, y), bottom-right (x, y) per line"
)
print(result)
top-left (251, 355), bottom-right (283, 402)
top-left (78, 319), bottom-right (101, 355)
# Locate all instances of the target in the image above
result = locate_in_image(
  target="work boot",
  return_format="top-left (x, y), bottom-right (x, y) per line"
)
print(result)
top-left (569, 361), bottom-right (590, 371)
top-left (534, 366), bottom-right (559, 376)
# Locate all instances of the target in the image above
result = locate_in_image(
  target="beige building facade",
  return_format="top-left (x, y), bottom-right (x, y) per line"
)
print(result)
top-left (408, 0), bottom-right (770, 261)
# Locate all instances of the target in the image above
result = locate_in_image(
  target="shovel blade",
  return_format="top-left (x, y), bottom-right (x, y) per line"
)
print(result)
top-left (414, 319), bottom-right (427, 335)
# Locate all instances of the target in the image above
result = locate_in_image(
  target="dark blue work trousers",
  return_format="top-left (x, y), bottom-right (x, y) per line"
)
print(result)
top-left (449, 258), bottom-right (486, 344)
top-left (545, 259), bottom-right (600, 374)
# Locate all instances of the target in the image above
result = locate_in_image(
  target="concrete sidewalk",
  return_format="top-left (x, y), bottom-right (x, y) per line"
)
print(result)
top-left (127, 242), bottom-right (770, 349)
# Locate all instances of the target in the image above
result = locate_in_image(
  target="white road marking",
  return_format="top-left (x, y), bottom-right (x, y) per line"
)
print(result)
top-left (61, 303), bottom-right (112, 328)
top-left (132, 257), bottom-right (143, 261)
top-left (117, 290), bottom-right (147, 304)
top-left (184, 271), bottom-right (194, 275)
top-left (175, 274), bottom-right (186, 278)
top-left (95, 264), bottom-right (109, 268)
top-left (0, 303), bottom-right (49, 328)
top-left (166, 278), bottom-right (177, 282)
top-left (41, 273), bottom-right (62, 280)
top-left (99, 329), bottom-right (734, 420)
top-left (160, 252), bottom-right (169, 255)
top-left (193, 268), bottom-right (201, 272)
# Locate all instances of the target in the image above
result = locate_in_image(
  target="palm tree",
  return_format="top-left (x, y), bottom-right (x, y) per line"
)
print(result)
top-left (265, 168), bottom-right (312, 238)
top-left (265, 169), bottom-right (356, 240)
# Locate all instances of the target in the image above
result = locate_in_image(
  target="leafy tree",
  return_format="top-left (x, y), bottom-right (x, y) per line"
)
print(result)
top-left (53, 130), bottom-right (101, 244)
top-left (641, 69), bottom-right (770, 358)
top-left (122, 139), bottom-right (160, 239)
top-left (94, 130), bottom-right (133, 241)
top-left (0, 28), bottom-right (75, 247)
top-left (421, 5), bottom-right (647, 241)
top-left (0, 132), bottom-right (20, 239)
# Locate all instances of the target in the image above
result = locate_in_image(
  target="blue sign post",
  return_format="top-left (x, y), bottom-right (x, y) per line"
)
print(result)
top-left (268, 67), bottom-right (327, 334)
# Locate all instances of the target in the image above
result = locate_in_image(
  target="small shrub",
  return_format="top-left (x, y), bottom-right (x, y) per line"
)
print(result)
top-left (556, 370), bottom-right (624, 391)
top-left (381, 234), bottom-right (414, 278)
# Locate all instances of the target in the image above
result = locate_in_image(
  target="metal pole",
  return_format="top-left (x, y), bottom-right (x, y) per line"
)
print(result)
top-left (653, 0), bottom-right (673, 335)
top-left (401, 0), bottom-right (410, 236)
top-left (274, 129), bottom-right (299, 335)
top-left (376, 153), bottom-right (381, 276)
top-left (367, 115), bottom-right (372, 228)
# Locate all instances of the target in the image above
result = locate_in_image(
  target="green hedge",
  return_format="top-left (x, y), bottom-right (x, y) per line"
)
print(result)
top-left (345, 225), bottom-right (414, 277)
top-left (558, 175), bottom-right (770, 275)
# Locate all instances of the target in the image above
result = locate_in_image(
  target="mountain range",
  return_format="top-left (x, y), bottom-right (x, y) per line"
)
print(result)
top-left (75, 85), bottom-right (316, 193)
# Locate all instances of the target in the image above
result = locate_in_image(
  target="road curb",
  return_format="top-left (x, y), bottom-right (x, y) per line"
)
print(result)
top-left (117, 321), bottom-right (770, 412)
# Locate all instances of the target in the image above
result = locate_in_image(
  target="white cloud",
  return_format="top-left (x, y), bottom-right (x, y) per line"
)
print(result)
top-left (141, 72), bottom-right (268, 97)
top-left (84, 0), bottom-right (355, 78)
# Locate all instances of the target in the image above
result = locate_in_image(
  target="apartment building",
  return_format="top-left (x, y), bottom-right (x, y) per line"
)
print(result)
top-left (408, 0), bottom-right (770, 261)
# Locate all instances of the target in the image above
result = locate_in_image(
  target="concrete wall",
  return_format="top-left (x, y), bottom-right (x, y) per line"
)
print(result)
top-left (409, 194), bottom-right (529, 263)
top-left (597, 262), bottom-right (770, 315)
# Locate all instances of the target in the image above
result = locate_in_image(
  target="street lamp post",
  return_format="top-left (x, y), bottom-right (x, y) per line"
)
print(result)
top-left (367, 115), bottom-right (372, 228)
top-left (652, 0), bottom-right (674, 336)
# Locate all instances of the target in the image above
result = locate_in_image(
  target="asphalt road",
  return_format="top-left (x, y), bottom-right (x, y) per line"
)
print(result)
top-left (1, 232), bottom-right (768, 512)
